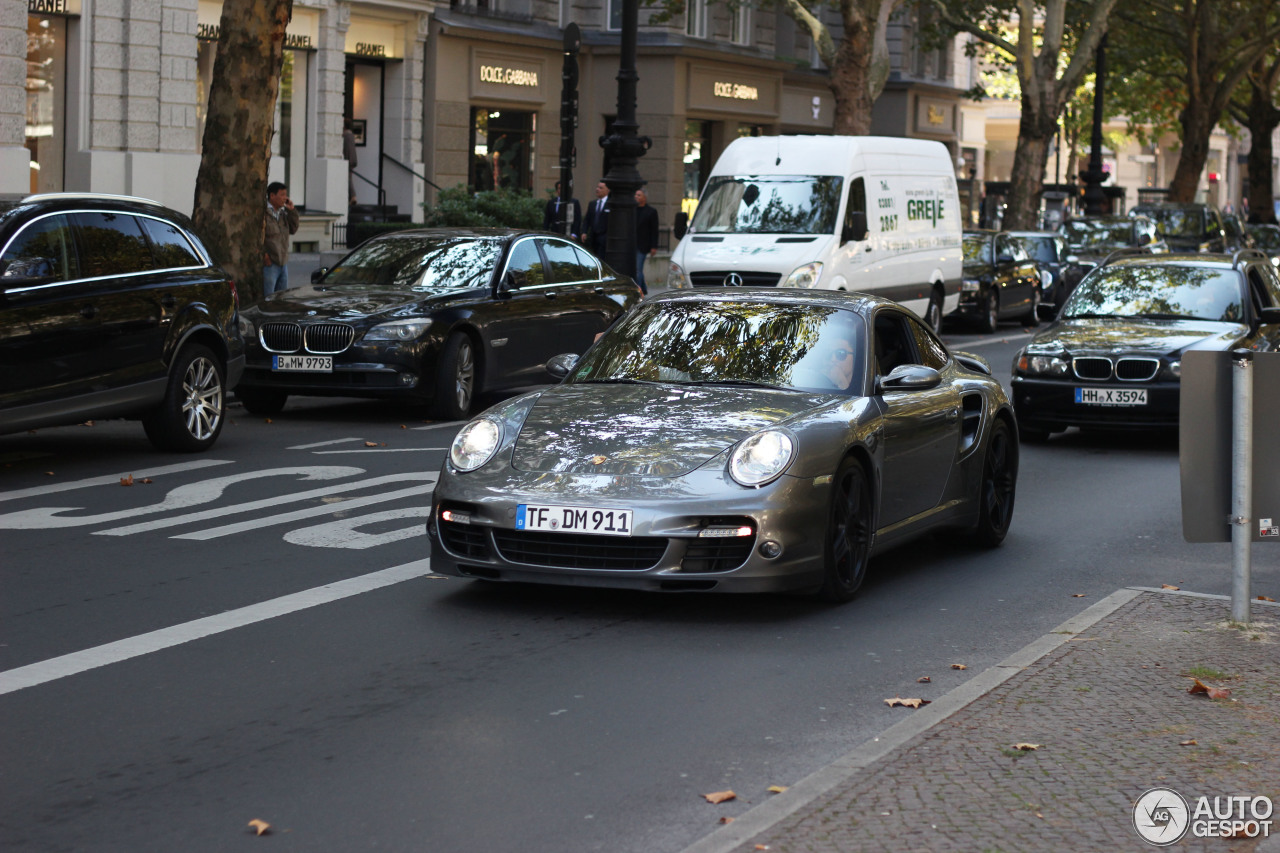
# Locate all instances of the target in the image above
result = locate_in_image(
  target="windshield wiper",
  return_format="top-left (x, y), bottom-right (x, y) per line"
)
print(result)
top-left (576, 377), bottom-right (661, 385)
top-left (1125, 312), bottom-right (1196, 321)
top-left (1064, 312), bottom-right (1124, 320)
top-left (681, 379), bottom-right (796, 391)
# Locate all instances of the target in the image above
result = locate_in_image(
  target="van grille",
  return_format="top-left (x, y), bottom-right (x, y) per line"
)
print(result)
top-left (689, 271), bottom-right (781, 288)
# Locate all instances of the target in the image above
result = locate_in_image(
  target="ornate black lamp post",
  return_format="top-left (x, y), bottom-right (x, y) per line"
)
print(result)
top-left (599, 0), bottom-right (650, 278)
top-left (1080, 34), bottom-right (1108, 216)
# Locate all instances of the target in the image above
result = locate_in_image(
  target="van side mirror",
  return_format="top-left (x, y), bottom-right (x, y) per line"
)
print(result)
top-left (842, 211), bottom-right (868, 244)
top-left (673, 211), bottom-right (689, 241)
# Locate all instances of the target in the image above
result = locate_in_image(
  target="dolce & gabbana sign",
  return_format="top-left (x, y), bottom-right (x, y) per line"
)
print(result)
top-left (471, 50), bottom-right (546, 102)
top-left (688, 65), bottom-right (777, 115)
top-left (479, 65), bottom-right (539, 87)
top-left (714, 82), bottom-right (759, 101)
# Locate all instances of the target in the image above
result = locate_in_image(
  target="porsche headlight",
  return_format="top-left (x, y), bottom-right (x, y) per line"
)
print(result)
top-left (667, 262), bottom-right (690, 289)
top-left (729, 430), bottom-right (795, 487)
top-left (449, 417), bottom-right (502, 472)
top-left (782, 262), bottom-right (823, 289)
top-left (365, 319), bottom-right (433, 341)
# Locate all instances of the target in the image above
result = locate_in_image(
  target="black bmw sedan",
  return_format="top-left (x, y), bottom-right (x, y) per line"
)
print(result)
top-left (236, 229), bottom-right (643, 419)
top-left (1011, 251), bottom-right (1280, 440)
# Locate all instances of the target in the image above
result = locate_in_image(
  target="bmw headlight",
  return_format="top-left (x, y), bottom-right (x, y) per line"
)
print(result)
top-left (729, 430), bottom-right (795, 487)
top-left (449, 417), bottom-right (503, 472)
top-left (1039, 269), bottom-right (1054, 290)
top-left (1015, 344), bottom-right (1070, 377)
top-left (238, 315), bottom-right (255, 340)
top-left (365, 319), bottom-right (433, 341)
top-left (782, 262), bottom-right (823, 289)
top-left (667, 262), bottom-right (690, 289)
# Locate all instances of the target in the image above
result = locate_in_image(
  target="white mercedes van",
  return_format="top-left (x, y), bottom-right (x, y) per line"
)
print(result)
top-left (666, 135), bottom-right (963, 331)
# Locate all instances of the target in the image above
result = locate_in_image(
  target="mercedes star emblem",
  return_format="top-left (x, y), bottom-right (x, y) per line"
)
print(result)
top-left (724, 272), bottom-right (744, 287)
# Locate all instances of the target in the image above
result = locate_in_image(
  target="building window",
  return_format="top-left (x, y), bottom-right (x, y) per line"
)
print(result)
top-left (737, 124), bottom-right (763, 138)
top-left (729, 3), bottom-right (751, 45)
top-left (469, 108), bottom-right (536, 192)
top-left (686, 0), bottom-right (707, 38)
top-left (683, 120), bottom-right (711, 218)
top-left (607, 0), bottom-right (622, 31)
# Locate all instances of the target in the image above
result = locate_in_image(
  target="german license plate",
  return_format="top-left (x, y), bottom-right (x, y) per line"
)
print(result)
top-left (516, 504), bottom-right (633, 536)
top-left (272, 354), bottom-right (332, 372)
top-left (1075, 387), bottom-right (1147, 406)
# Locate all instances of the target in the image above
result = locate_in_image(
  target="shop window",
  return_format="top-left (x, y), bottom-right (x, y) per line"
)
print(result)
top-left (737, 124), bottom-right (763, 138)
top-left (26, 15), bottom-right (66, 193)
top-left (470, 108), bottom-right (535, 192)
top-left (682, 120), bottom-right (712, 219)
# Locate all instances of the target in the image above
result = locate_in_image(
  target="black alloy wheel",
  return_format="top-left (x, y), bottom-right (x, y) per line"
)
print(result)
top-left (979, 289), bottom-right (999, 334)
top-left (143, 343), bottom-right (225, 452)
top-left (969, 418), bottom-right (1017, 547)
top-left (433, 332), bottom-right (476, 420)
top-left (236, 387), bottom-right (288, 416)
top-left (818, 456), bottom-right (874, 602)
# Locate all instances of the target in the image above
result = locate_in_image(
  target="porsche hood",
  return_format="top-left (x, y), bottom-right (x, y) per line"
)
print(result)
top-left (510, 384), bottom-right (828, 476)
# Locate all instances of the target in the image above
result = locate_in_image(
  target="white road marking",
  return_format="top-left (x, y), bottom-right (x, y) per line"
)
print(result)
top-left (174, 481), bottom-right (436, 539)
top-left (288, 438), bottom-right (365, 450)
top-left (0, 559), bottom-right (439, 696)
top-left (413, 421), bottom-right (464, 431)
top-left (311, 448), bottom-right (447, 454)
top-left (0, 460), bottom-right (232, 504)
top-left (283, 507), bottom-right (431, 549)
top-left (946, 331), bottom-right (1034, 350)
top-left (0, 466), bottom-right (363, 530)
top-left (96, 471), bottom-right (432, 536)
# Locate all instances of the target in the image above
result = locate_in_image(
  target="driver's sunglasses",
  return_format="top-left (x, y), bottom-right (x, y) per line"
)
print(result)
top-left (828, 348), bottom-right (853, 361)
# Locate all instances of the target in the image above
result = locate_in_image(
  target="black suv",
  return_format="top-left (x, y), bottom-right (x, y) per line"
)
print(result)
top-left (0, 193), bottom-right (244, 451)
top-left (1129, 202), bottom-right (1225, 253)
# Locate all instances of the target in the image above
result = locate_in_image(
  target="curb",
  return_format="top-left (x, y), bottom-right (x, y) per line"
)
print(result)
top-left (678, 586), bottom-right (1279, 853)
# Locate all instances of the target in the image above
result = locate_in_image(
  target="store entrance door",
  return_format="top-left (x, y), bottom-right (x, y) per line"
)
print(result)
top-left (345, 61), bottom-right (385, 208)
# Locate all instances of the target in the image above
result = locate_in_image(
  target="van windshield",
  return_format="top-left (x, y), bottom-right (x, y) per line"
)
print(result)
top-left (691, 176), bottom-right (843, 235)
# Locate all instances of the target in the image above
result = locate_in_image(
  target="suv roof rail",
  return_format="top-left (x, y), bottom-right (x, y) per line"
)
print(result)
top-left (23, 192), bottom-right (166, 207)
top-left (1232, 248), bottom-right (1267, 269)
top-left (1099, 246), bottom-right (1152, 267)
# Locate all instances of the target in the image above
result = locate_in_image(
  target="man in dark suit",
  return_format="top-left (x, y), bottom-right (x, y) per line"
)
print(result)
top-left (543, 181), bottom-right (581, 238)
top-left (634, 187), bottom-right (659, 294)
top-left (581, 180), bottom-right (610, 255)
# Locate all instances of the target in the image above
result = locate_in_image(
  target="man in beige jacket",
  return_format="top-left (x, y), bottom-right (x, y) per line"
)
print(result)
top-left (264, 181), bottom-right (300, 295)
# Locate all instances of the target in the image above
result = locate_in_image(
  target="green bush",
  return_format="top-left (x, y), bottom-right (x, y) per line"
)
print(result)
top-left (422, 185), bottom-right (544, 229)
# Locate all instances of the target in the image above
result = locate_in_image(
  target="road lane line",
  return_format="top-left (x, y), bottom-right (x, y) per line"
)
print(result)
top-left (0, 460), bottom-right (232, 503)
top-left (173, 481), bottom-right (436, 539)
top-left (413, 421), bottom-right (464, 431)
top-left (311, 448), bottom-right (447, 454)
top-left (945, 331), bottom-right (1034, 349)
top-left (96, 471), bottom-right (433, 536)
top-left (0, 560), bottom-right (438, 696)
top-left (288, 438), bottom-right (365, 450)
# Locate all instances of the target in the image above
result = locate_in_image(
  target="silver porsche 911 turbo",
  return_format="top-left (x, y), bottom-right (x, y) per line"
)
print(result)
top-left (426, 289), bottom-right (1018, 602)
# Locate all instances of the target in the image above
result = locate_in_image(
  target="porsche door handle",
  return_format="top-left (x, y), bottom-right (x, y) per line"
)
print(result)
top-left (946, 408), bottom-right (959, 422)
top-left (544, 291), bottom-right (558, 299)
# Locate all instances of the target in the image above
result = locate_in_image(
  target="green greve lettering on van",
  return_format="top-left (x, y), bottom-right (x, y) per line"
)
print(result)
top-left (906, 198), bottom-right (946, 226)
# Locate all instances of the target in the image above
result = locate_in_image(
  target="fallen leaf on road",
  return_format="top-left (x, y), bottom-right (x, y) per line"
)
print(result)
top-left (1180, 739), bottom-right (1198, 746)
top-left (917, 676), bottom-right (931, 683)
top-left (951, 664), bottom-right (967, 670)
top-left (1187, 678), bottom-right (1231, 700)
top-left (755, 847), bottom-right (770, 851)
top-left (365, 441), bottom-right (378, 447)
top-left (1258, 595), bottom-right (1276, 602)
top-left (81, 420), bottom-right (94, 427)
top-left (718, 816), bottom-right (734, 824)
top-left (120, 475), bottom-right (134, 486)
top-left (1011, 743), bottom-right (1040, 751)
top-left (884, 697), bottom-right (931, 708)
top-left (264, 418), bottom-right (273, 424)
top-left (44, 471), bottom-right (54, 476)
top-left (1072, 593), bottom-right (1086, 597)
top-left (1162, 584), bottom-right (1180, 590)
top-left (142, 478), bottom-right (153, 484)
top-left (703, 791), bottom-right (736, 804)
top-left (247, 819), bottom-right (271, 836)
top-left (400, 424), bottom-right (407, 429)
top-left (767, 785), bottom-right (788, 794)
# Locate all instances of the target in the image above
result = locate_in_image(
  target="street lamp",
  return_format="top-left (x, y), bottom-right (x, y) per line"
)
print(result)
top-left (599, 0), bottom-right (650, 279)
top-left (1080, 34), bottom-right (1108, 216)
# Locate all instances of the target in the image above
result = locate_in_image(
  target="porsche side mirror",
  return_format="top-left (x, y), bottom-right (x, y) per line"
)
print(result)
top-left (1258, 306), bottom-right (1280, 327)
top-left (1037, 302), bottom-right (1059, 322)
top-left (310, 267), bottom-right (328, 284)
top-left (546, 353), bottom-right (579, 380)
top-left (877, 364), bottom-right (942, 393)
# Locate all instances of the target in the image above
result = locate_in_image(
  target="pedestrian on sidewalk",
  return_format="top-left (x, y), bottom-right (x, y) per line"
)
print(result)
top-left (543, 181), bottom-right (581, 239)
top-left (263, 181), bottom-right (299, 296)
top-left (634, 187), bottom-right (659, 294)
top-left (582, 180), bottom-right (610, 255)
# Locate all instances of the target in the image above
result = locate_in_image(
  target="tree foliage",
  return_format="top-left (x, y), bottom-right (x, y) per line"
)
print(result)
top-left (191, 0), bottom-right (293, 304)
top-left (926, 0), bottom-right (1119, 228)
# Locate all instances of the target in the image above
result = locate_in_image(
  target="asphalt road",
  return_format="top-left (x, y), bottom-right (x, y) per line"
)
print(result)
top-left (1, 325), bottom-right (1276, 853)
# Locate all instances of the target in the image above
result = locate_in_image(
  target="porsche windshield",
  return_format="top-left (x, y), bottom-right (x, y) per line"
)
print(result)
top-left (690, 176), bottom-right (843, 235)
top-left (571, 300), bottom-right (867, 394)
top-left (1062, 264), bottom-right (1243, 322)
top-left (322, 236), bottom-right (503, 291)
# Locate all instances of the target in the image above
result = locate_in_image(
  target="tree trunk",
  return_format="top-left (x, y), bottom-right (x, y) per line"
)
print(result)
top-left (828, 28), bottom-right (875, 135)
top-left (1244, 84), bottom-right (1280, 224)
top-left (1004, 108), bottom-right (1057, 230)
top-left (192, 0), bottom-right (293, 304)
top-left (1168, 104), bottom-right (1214, 203)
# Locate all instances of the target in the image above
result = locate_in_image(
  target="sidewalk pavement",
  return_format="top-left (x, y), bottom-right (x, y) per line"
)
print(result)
top-left (683, 588), bottom-right (1280, 853)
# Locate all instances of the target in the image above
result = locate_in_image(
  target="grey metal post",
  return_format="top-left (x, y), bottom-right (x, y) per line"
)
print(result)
top-left (1231, 354), bottom-right (1252, 622)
